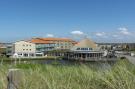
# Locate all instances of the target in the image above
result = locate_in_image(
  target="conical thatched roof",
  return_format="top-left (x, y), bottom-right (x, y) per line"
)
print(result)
top-left (75, 38), bottom-right (97, 48)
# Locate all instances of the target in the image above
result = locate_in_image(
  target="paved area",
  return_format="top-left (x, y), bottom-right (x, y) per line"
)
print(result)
top-left (116, 54), bottom-right (135, 65)
top-left (124, 55), bottom-right (135, 65)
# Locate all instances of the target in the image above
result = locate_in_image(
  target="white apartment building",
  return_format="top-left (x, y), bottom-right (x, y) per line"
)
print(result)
top-left (12, 41), bottom-right (36, 58)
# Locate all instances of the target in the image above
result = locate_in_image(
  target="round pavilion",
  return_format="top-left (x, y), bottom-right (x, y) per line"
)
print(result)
top-left (65, 38), bottom-right (104, 61)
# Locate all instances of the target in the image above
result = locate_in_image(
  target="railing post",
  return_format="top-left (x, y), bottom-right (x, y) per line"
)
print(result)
top-left (7, 69), bottom-right (23, 89)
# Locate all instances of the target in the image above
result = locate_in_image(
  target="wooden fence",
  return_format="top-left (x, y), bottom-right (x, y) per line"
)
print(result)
top-left (7, 69), bottom-right (23, 89)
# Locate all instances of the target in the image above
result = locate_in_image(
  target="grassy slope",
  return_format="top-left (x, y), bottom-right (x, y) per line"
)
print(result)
top-left (0, 59), bottom-right (135, 89)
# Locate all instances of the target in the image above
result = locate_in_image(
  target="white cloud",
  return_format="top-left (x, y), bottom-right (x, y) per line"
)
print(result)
top-left (113, 35), bottom-right (123, 39)
top-left (112, 35), bottom-right (118, 38)
top-left (95, 32), bottom-right (106, 37)
top-left (118, 27), bottom-right (131, 35)
top-left (71, 31), bottom-right (84, 35)
top-left (46, 34), bottom-right (54, 37)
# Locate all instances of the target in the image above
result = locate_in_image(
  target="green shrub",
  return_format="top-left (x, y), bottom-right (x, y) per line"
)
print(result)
top-left (0, 60), bottom-right (135, 89)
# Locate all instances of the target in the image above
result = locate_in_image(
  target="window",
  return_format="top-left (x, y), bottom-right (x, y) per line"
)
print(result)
top-left (81, 48), bottom-right (83, 50)
top-left (77, 48), bottom-right (80, 50)
top-left (24, 53), bottom-right (28, 57)
top-left (89, 48), bottom-right (92, 50)
top-left (80, 48), bottom-right (89, 51)
top-left (30, 53), bottom-right (34, 57)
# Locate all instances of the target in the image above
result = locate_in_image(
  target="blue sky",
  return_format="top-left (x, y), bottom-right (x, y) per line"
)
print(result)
top-left (0, 0), bottom-right (135, 42)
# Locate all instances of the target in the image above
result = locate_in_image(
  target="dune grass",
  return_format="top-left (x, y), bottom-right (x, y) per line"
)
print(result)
top-left (0, 59), bottom-right (135, 89)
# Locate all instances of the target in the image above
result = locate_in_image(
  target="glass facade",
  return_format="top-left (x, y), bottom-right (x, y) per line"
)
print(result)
top-left (76, 48), bottom-right (93, 51)
top-left (36, 43), bottom-right (55, 53)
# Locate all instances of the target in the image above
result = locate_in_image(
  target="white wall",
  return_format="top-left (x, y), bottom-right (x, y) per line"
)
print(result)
top-left (14, 41), bottom-right (36, 54)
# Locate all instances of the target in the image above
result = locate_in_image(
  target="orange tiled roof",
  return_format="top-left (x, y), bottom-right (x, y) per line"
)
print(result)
top-left (30, 38), bottom-right (53, 44)
top-left (30, 38), bottom-right (76, 44)
top-left (41, 38), bottom-right (74, 42)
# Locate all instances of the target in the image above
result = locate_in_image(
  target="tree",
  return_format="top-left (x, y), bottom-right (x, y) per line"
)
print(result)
top-left (0, 48), bottom-right (6, 56)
